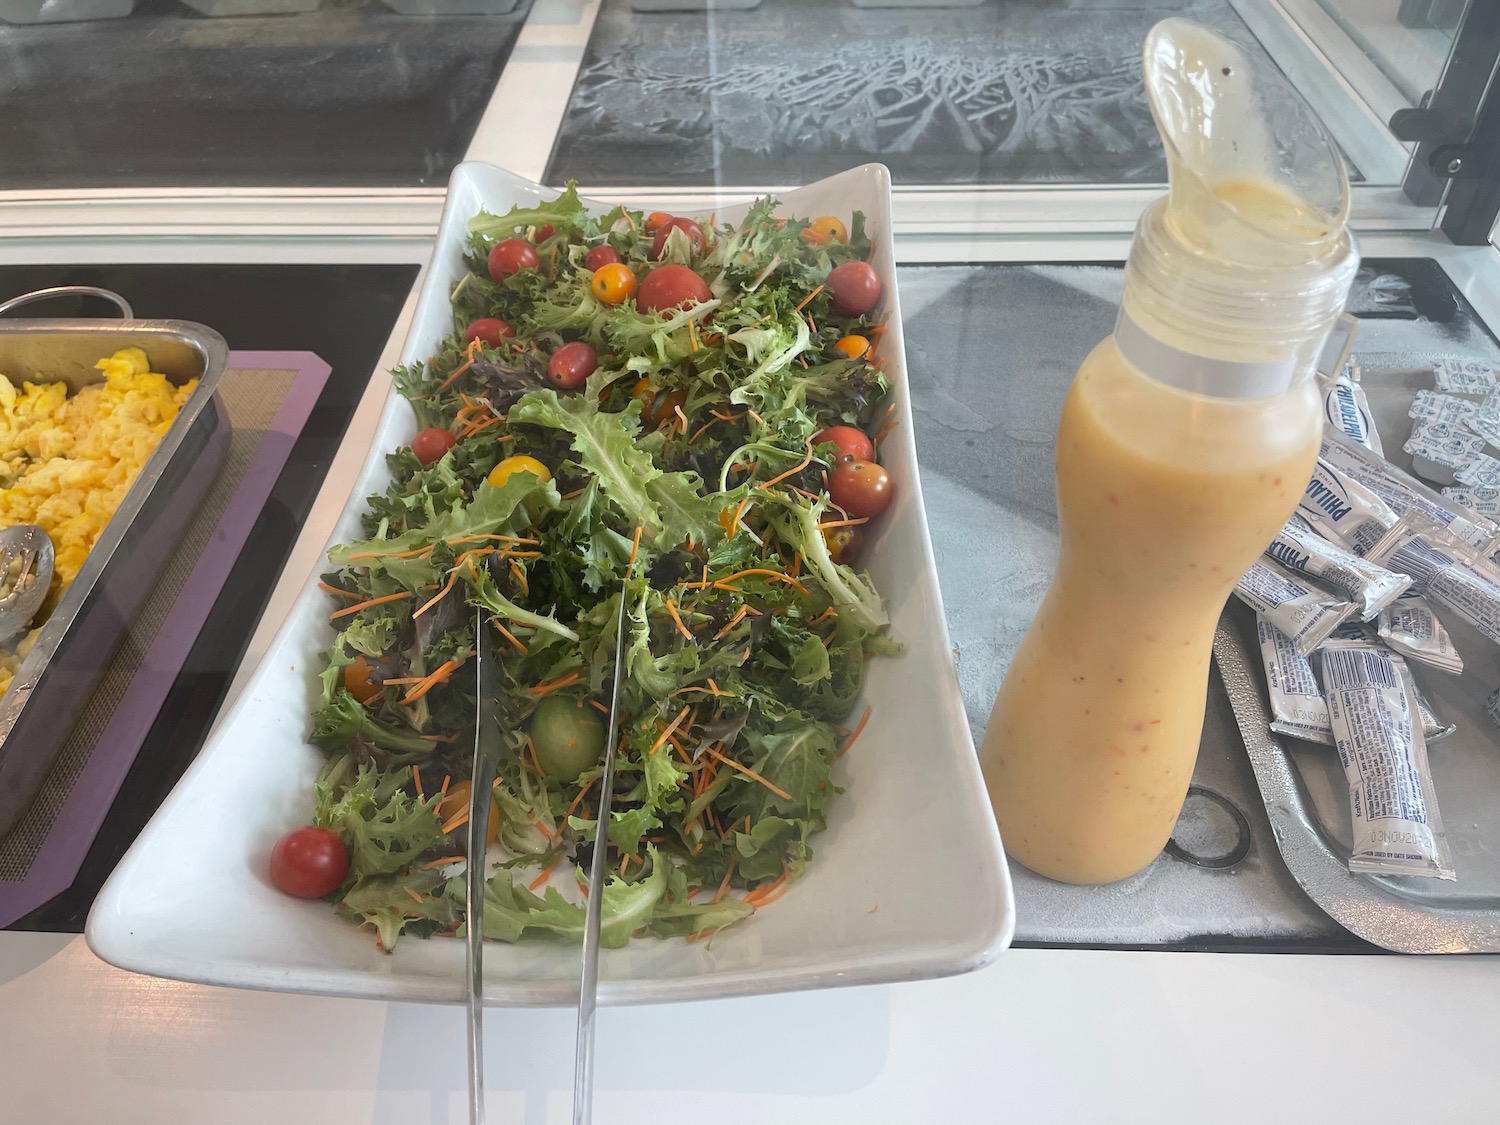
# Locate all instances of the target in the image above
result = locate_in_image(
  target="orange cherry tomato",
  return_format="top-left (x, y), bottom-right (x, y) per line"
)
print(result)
top-left (631, 378), bottom-right (687, 430)
top-left (822, 524), bottom-right (866, 566)
top-left (438, 780), bottom-right (500, 847)
top-left (343, 654), bottom-right (382, 704)
top-left (644, 211), bottom-right (673, 232)
top-left (831, 334), bottom-right (870, 360)
top-left (591, 262), bottom-right (638, 305)
top-left (801, 215), bottom-right (849, 245)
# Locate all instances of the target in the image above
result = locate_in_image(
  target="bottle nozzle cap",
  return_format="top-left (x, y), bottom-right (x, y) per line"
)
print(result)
top-left (1144, 18), bottom-right (1350, 267)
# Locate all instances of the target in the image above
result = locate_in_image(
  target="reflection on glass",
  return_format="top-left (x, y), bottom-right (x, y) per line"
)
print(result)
top-left (1312, 0), bottom-right (1464, 105)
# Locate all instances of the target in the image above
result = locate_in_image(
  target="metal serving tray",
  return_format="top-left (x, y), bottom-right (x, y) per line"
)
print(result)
top-left (1218, 348), bottom-right (1500, 954)
top-left (0, 319), bottom-right (230, 838)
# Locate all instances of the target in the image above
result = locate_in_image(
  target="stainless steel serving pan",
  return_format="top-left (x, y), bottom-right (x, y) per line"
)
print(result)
top-left (0, 308), bottom-right (231, 838)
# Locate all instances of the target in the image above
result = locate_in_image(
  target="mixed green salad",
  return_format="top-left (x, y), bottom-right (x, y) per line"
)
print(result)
top-left (276, 186), bottom-right (899, 951)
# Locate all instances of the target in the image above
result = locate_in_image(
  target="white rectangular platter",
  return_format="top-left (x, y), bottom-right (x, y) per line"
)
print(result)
top-left (86, 161), bottom-right (1014, 1006)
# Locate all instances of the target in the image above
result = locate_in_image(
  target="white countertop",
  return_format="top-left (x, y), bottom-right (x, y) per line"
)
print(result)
top-left (2, 933), bottom-right (1496, 1123)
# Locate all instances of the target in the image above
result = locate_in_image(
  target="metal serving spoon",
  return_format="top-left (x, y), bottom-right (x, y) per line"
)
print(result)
top-left (0, 525), bottom-right (54, 645)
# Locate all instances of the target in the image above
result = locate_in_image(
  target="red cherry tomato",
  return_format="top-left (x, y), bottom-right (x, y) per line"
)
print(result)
top-left (584, 244), bottom-right (622, 271)
top-left (826, 260), bottom-right (882, 317)
top-left (411, 426), bottom-right (457, 466)
top-left (532, 223), bottom-right (555, 243)
top-left (828, 458), bottom-right (893, 518)
top-left (464, 317), bottom-right (514, 347)
top-left (547, 341), bottom-right (598, 391)
top-left (487, 238), bottom-right (540, 281)
top-left (651, 217), bottom-right (707, 260)
top-left (269, 826), bottom-right (350, 898)
top-left (812, 425), bottom-right (874, 464)
top-left (637, 265), bottom-right (711, 315)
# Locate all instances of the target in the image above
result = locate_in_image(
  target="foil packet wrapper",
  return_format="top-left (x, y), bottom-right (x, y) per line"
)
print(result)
top-left (1236, 558), bottom-right (1356, 657)
top-left (1378, 590), bottom-right (1464, 676)
top-left (1320, 364), bottom-right (1383, 454)
top-left (1367, 516), bottom-right (1500, 649)
top-left (1259, 617), bottom-right (1456, 745)
top-left (1266, 516), bottom-right (1411, 621)
top-left (1441, 484), bottom-right (1500, 520)
top-left (1298, 455), bottom-right (1399, 556)
top-left (1431, 357), bottom-right (1498, 400)
top-left (1320, 431), bottom-right (1499, 556)
top-left (1408, 389), bottom-right (1479, 426)
top-left (1404, 419), bottom-right (1487, 486)
top-left (1320, 640), bottom-right (1456, 881)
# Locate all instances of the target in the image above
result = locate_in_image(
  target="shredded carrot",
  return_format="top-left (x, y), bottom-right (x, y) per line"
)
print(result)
top-left (758, 439), bottom-right (815, 493)
top-left (588, 699), bottom-right (610, 715)
top-left (688, 318), bottom-right (700, 353)
top-left (838, 704), bottom-right (872, 758)
top-left (493, 619), bottom-right (527, 654)
top-left (382, 676), bottom-right (426, 686)
top-left (711, 853), bottom-right (738, 904)
top-left (404, 886), bottom-right (426, 905)
top-left (400, 658), bottom-right (465, 704)
top-left (746, 409), bottom-right (767, 429)
top-left (412, 764), bottom-right (424, 801)
top-left (665, 598), bottom-right (693, 640)
top-left (809, 607), bottom-right (838, 626)
top-left (619, 852), bottom-right (630, 877)
top-left (422, 855), bottom-right (466, 870)
top-left (329, 590), bottom-right (413, 620)
top-left (789, 552), bottom-right (802, 579)
top-left (648, 705), bottom-right (692, 756)
top-left (674, 403), bottom-right (690, 434)
top-left (441, 808), bottom-right (469, 834)
top-left (341, 543), bottom-right (436, 563)
top-left (816, 516), bottom-right (870, 530)
top-left (318, 582), bottom-right (363, 600)
top-left (420, 731), bottom-right (462, 743)
top-left (713, 605), bottom-right (752, 641)
top-left (447, 533), bottom-right (539, 546)
top-left (687, 417), bottom-right (719, 444)
top-left (746, 876), bottom-right (790, 909)
top-left (530, 670), bottom-right (581, 697)
top-left (565, 778), bottom-right (596, 820)
top-left (628, 525), bottom-right (644, 569)
top-left (794, 284), bottom-right (824, 312)
top-left (528, 858), bottom-right (561, 891)
top-left (702, 744), bottom-right (792, 801)
top-left (713, 568), bottom-right (809, 596)
top-left (726, 495), bottom-right (751, 538)
top-left (508, 559), bottom-right (529, 596)
top-left (413, 566), bottom-right (464, 618)
top-left (436, 337), bottom-right (484, 392)
top-left (531, 815), bottom-right (559, 842)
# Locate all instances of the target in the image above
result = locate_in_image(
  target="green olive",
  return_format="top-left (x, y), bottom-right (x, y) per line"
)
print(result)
top-left (530, 694), bottom-right (606, 781)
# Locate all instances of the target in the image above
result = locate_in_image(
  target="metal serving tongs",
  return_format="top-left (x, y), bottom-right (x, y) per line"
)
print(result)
top-left (571, 582), bottom-right (632, 1125)
top-left (464, 578), bottom-right (632, 1125)
top-left (465, 606), bottom-right (506, 1125)
top-left (0, 525), bottom-right (54, 645)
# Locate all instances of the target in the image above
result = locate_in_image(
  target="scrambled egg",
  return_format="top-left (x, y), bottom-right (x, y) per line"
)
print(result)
top-left (0, 348), bottom-right (196, 695)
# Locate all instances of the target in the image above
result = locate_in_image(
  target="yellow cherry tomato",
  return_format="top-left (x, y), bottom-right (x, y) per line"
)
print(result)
top-left (591, 261), bottom-right (638, 305)
top-left (832, 334), bottom-right (870, 360)
top-left (438, 780), bottom-right (500, 847)
top-left (343, 654), bottom-right (381, 704)
top-left (487, 454), bottom-right (551, 489)
top-left (801, 215), bottom-right (848, 245)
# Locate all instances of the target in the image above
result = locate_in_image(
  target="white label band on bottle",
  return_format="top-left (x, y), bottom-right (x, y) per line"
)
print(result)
top-left (1114, 307), bottom-right (1301, 398)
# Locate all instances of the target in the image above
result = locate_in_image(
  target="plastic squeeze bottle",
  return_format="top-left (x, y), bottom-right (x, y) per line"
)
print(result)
top-left (979, 19), bottom-right (1359, 885)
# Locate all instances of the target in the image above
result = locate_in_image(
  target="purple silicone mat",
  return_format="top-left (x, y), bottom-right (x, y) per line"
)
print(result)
top-left (0, 351), bottom-right (330, 927)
